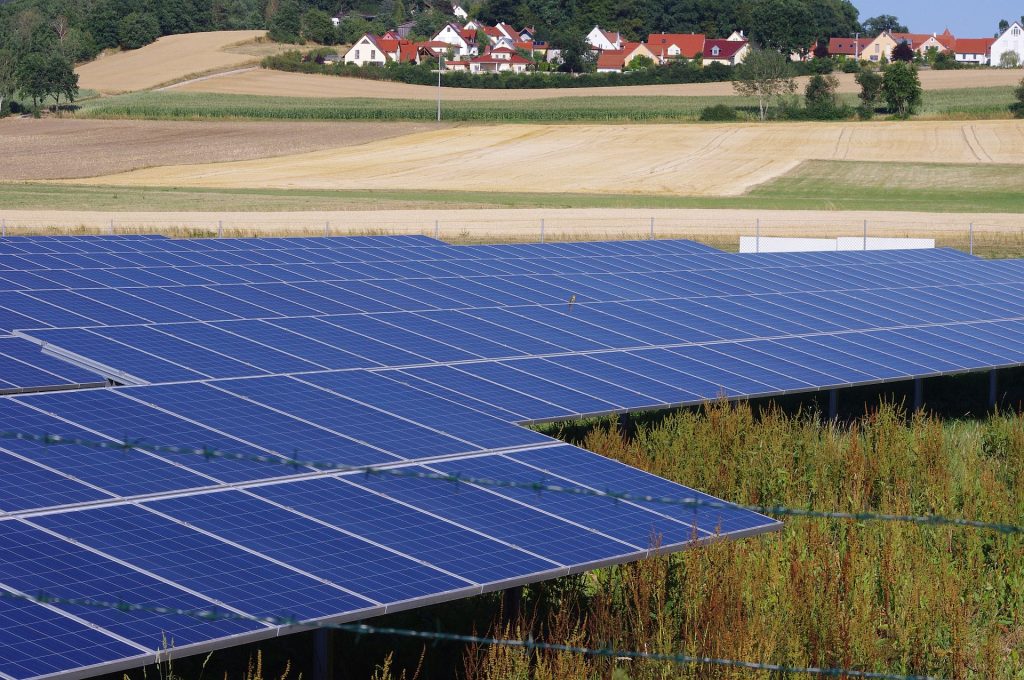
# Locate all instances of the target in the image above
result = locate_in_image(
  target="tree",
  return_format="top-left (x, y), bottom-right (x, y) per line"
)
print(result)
top-left (999, 19), bottom-right (1010, 34)
top-left (393, 0), bottom-right (406, 26)
top-left (862, 15), bottom-right (908, 37)
top-left (1012, 76), bottom-right (1024, 118)
top-left (301, 9), bottom-right (335, 44)
top-left (0, 49), bottom-right (15, 116)
top-left (339, 17), bottom-right (372, 44)
top-left (554, 30), bottom-right (594, 74)
top-left (43, 52), bottom-right (78, 113)
top-left (1000, 51), bottom-right (1021, 69)
top-left (117, 12), bottom-right (161, 49)
top-left (15, 52), bottom-right (50, 111)
top-left (855, 65), bottom-right (882, 118)
top-left (624, 54), bottom-right (655, 71)
top-left (882, 61), bottom-right (921, 118)
top-left (732, 48), bottom-right (796, 120)
top-left (812, 40), bottom-right (829, 59)
top-left (891, 40), bottom-right (914, 62)
top-left (747, 0), bottom-right (815, 57)
top-left (804, 72), bottom-right (840, 118)
top-left (269, 0), bottom-right (302, 43)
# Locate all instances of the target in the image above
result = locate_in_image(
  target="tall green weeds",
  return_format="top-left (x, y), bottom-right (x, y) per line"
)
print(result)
top-left (457, 402), bottom-right (1024, 679)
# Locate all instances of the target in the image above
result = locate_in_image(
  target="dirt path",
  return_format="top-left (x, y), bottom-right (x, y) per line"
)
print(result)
top-left (72, 120), bottom-right (1024, 197)
top-left (1, 119), bottom-right (449, 180)
top-left (178, 67), bottom-right (1024, 100)
top-left (2, 208), bottom-right (1021, 240)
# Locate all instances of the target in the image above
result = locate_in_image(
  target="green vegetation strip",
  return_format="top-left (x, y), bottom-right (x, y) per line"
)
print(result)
top-left (72, 86), bottom-right (1015, 123)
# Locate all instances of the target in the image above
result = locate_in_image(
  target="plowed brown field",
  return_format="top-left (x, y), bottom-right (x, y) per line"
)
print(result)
top-left (74, 120), bottom-right (1024, 197)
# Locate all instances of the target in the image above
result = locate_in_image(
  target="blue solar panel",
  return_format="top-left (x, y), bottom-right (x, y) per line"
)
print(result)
top-left (9, 235), bottom-right (1007, 679)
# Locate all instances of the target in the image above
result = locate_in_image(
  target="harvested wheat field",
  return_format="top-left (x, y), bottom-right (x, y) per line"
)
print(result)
top-left (77, 120), bottom-right (1024, 197)
top-left (77, 31), bottom-right (275, 93)
top-left (0, 119), bottom-right (448, 180)
top-left (179, 67), bottom-right (1024, 100)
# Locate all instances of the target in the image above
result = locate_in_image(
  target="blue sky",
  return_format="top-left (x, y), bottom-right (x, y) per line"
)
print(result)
top-left (853, 0), bottom-right (1021, 37)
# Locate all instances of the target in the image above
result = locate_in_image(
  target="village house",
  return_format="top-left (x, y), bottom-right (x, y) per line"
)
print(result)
top-left (862, 30), bottom-right (954, 62)
top-left (646, 32), bottom-right (704, 61)
top-left (703, 36), bottom-right (750, 66)
top-left (431, 23), bottom-right (477, 57)
top-left (343, 34), bottom-right (389, 65)
top-left (954, 37), bottom-right (996, 64)
top-left (468, 46), bottom-right (533, 73)
top-left (586, 25), bottom-right (623, 51)
top-left (595, 42), bottom-right (659, 72)
top-left (992, 21), bottom-right (1024, 66)
top-left (828, 36), bottom-right (872, 59)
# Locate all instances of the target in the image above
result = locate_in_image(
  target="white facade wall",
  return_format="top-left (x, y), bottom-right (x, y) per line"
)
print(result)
top-left (344, 36), bottom-right (387, 66)
top-left (992, 22), bottom-right (1024, 66)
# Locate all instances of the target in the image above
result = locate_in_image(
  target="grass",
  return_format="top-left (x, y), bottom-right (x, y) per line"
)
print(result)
top-left (4, 159), bottom-right (1024, 215)
top-left (70, 85), bottom-right (1016, 123)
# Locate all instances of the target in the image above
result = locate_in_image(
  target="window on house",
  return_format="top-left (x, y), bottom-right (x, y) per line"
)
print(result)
top-left (371, 50), bottom-right (376, 59)
top-left (711, 46), bottom-right (720, 56)
top-left (1013, 27), bottom-right (1021, 36)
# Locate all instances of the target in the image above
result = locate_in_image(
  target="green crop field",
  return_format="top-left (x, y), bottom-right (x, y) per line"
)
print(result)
top-left (71, 86), bottom-right (1016, 123)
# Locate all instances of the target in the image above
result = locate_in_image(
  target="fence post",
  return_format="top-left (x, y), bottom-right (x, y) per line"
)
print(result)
top-left (755, 218), bottom-right (760, 253)
top-left (434, 220), bottom-right (439, 240)
top-left (969, 223), bottom-right (974, 255)
top-left (109, 218), bottom-right (114, 235)
top-left (1, 218), bottom-right (5, 239)
top-left (218, 220), bottom-right (223, 239)
top-left (863, 219), bottom-right (868, 251)
top-left (540, 218), bottom-right (545, 243)
top-left (324, 220), bottom-right (330, 237)
top-left (649, 217), bottom-right (654, 240)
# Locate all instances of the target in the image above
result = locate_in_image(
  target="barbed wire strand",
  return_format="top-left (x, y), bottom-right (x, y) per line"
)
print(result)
top-left (0, 590), bottom-right (939, 680)
top-left (2, 430), bottom-right (1021, 535)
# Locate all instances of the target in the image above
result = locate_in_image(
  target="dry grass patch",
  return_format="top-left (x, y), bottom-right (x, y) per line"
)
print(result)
top-left (76, 30), bottom-right (272, 93)
top-left (72, 121), bottom-right (1024, 197)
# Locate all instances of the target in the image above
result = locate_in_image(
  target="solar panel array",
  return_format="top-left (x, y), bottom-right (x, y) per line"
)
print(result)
top-left (3, 233), bottom-right (1023, 679)
top-left (0, 235), bottom-right (789, 680)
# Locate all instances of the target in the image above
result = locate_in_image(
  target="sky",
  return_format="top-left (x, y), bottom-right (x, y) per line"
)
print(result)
top-left (852, 0), bottom-right (1021, 37)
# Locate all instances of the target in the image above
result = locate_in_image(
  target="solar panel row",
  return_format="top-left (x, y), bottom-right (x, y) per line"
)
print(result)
top-left (0, 234), bottom-right (1001, 680)
top-left (0, 373), bottom-right (774, 680)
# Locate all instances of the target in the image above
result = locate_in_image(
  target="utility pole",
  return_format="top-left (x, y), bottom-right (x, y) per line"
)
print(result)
top-left (437, 52), bottom-right (443, 122)
top-left (855, 32), bottom-right (860, 60)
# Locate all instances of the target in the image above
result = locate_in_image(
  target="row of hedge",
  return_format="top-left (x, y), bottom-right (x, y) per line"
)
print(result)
top-left (261, 51), bottom-right (737, 89)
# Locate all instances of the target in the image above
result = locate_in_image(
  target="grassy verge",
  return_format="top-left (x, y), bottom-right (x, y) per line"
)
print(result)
top-left (71, 86), bottom-right (1015, 122)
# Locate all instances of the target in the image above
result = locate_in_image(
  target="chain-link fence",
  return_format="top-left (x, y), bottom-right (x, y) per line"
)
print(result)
top-left (2, 214), bottom-right (1023, 257)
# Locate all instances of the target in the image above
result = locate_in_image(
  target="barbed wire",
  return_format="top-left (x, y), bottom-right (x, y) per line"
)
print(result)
top-left (0, 590), bottom-right (940, 680)
top-left (2, 430), bottom-right (1022, 535)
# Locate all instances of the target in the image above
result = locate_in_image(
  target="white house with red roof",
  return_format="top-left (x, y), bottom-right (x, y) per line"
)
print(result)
top-left (954, 37), bottom-right (996, 64)
top-left (586, 25), bottom-right (622, 51)
top-left (432, 23), bottom-right (477, 56)
top-left (344, 34), bottom-right (389, 65)
top-left (469, 46), bottom-right (532, 73)
top-left (992, 21), bottom-right (1024, 67)
top-left (828, 36), bottom-right (871, 59)
top-left (703, 37), bottom-right (749, 65)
